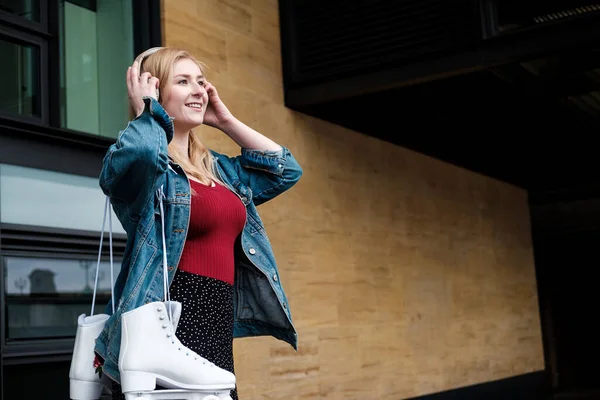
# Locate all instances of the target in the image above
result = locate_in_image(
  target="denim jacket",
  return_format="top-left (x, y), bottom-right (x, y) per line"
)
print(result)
top-left (94, 97), bottom-right (302, 383)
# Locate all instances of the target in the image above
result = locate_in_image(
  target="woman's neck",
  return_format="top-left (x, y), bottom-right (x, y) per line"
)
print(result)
top-left (171, 129), bottom-right (190, 158)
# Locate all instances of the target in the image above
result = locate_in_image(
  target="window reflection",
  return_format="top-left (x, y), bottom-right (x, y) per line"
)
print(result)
top-left (0, 164), bottom-right (125, 234)
top-left (60, 0), bottom-right (133, 137)
top-left (4, 256), bottom-right (117, 340)
top-left (0, 37), bottom-right (40, 118)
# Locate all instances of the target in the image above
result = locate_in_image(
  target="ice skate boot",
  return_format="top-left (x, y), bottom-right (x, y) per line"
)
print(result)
top-left (119, 301), bottom-right (235, 399)
top-left (69, 313), bottom-right (112, 399)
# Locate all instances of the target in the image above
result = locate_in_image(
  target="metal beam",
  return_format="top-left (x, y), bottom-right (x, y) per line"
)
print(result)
top-left (284, 15), bottom-right (600, 107)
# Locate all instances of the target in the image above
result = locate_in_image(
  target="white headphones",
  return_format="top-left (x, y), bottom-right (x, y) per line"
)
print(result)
top-left (134, 47), bottom-right (164, 100)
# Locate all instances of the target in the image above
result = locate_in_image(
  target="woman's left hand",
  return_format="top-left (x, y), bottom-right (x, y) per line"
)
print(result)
top-left (203, 82), bottom-right (235, 129)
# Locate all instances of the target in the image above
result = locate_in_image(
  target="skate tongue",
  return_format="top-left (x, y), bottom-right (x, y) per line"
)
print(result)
top-left (163, 301), bottom-right (182, 331)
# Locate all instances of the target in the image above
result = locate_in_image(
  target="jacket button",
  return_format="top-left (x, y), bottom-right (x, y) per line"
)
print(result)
top-left (282, 303), bottom-right (287, 309)
top-left (249, 248), bottom-right (256, 255)
top-left (273, 274), bottom-right (278, 282)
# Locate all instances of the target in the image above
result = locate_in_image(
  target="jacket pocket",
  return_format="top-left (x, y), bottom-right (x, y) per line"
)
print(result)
top-left (247, 214), bottom-right (267, 237)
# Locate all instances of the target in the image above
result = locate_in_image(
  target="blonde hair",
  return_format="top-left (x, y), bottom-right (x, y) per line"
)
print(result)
top-left (132, 47), bottom-right (222, 187)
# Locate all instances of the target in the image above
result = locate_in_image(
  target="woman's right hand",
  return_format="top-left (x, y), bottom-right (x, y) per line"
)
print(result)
top-left (127, 60), bottom-right (159, 118)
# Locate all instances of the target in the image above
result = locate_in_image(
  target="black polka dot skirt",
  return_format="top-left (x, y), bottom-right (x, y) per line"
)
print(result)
top-left (112, 270), bottom-right (238, 400)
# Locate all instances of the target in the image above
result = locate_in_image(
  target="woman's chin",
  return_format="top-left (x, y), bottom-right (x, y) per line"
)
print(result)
top-left (178, 117), bottom-right (205, 130)
top-left (187, 113), bottom-right (205, 126)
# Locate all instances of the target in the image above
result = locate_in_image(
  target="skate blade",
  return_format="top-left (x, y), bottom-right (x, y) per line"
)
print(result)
top-left (123, 389), bottom-right (233, 400)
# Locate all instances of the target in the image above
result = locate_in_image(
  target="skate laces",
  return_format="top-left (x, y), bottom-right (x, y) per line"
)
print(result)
top-left (91, 196), bottom-right (115, 316)
top-left (157, 185), bottom-right (175, 341)
top-left (170, 331), bottom-right (215, 366)
top-left (157, 186), bottom-right (215, 368)
top-left (157, 187), bottom-right (172, 311)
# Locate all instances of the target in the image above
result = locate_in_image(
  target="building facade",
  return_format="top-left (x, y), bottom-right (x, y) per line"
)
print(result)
top-left (1, 1), bottom-right (550, 398)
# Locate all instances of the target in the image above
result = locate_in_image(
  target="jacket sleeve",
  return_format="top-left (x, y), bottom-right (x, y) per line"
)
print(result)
top-left (217, 146), bottom-right (303, 206)
top-left (99, 97), bottom-right (173, 221)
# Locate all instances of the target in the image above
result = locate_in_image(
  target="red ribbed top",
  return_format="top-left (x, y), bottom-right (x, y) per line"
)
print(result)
top-left (177, 179), bottom-right (246, 284)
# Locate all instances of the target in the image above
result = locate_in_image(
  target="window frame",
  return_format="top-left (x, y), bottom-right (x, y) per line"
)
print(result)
top-left (1, 223), bottom-right (127, 360)
top-left (0, 24), bottom-right (49, 125)
top-left (0, 2), bottom-right (49, 35)
top-left (0, 0), bottom-right (162, 147)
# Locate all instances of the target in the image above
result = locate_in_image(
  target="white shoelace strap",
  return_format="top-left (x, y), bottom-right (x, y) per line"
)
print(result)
top-left (158, 185), bottom-right (171, 304)
top-left (91, 190), bottom-right (173, 333)
top-left (158, 186), bottom-right (176, 337)
top-left (91, 196), bottom-right (115, 316)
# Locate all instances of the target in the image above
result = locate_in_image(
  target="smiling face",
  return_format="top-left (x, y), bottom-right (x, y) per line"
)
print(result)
top-left (162, 58), bottom-right (208, 133)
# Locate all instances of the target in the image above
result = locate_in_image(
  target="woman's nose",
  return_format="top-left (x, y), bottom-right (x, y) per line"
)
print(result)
top-left (192, 82), bottom-right (206, 96)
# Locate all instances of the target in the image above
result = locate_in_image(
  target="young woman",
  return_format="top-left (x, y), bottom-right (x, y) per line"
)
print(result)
top-left (94, 47), bottom-right (302, 400)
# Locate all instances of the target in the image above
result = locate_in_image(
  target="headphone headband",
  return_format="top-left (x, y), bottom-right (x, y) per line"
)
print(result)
top-left (134, 47), bottom-right (164, 67)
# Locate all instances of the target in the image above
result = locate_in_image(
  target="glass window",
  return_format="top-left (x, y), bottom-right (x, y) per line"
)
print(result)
top-left (4, 255), bottom-right (117, 340)
top-left (0, 0), bottom-right (40, 22)
top-left (60, 0), bottom-right (134, 137)
top-left (0, 164), bottom-right (125, 234)
top-left (0, 36), bottom-right (40, 118)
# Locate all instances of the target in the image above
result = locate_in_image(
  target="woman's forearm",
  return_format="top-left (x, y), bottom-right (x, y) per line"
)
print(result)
top-left (220, 117), bottom-right (282, 152)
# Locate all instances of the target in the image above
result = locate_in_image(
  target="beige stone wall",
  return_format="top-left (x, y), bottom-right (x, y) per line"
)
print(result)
top-left (162, 0), bottom-right (545, 398)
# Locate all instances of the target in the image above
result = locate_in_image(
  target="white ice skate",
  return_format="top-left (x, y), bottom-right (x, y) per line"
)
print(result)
top-left (119, 188), bottom-right (235, 400)
top-left (69, 314), bottom-right (112, 399)
top-left (119, 301), bottom-right (235, 400)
